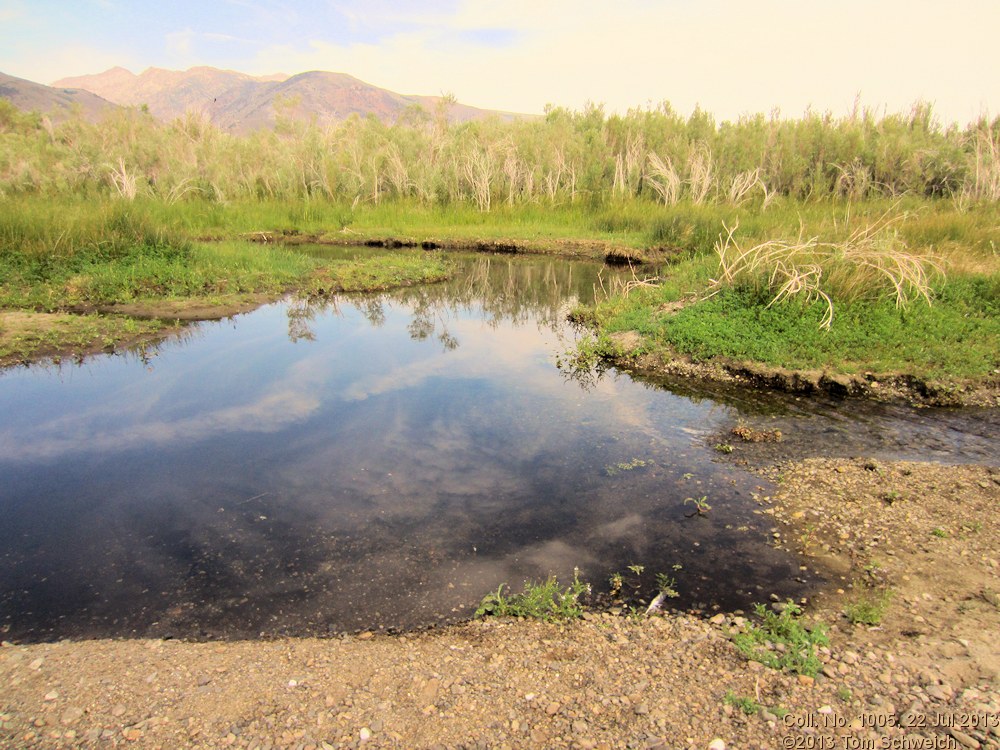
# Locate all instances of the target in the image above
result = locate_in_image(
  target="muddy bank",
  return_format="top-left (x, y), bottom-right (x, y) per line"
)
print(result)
top-left (240, 229), bottom-right (674, 267)
top-left (0, 299), bottom-right (274, 369)
top-left (601, 331), bottom-right (1000, 408)
top-left (0, 311), bottom-right (182, 369)
top-left (1, 457), bottom-right (998, 749)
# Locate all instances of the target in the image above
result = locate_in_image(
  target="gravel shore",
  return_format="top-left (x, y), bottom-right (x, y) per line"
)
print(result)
top-left (2, 459), bottom-right (997, 750)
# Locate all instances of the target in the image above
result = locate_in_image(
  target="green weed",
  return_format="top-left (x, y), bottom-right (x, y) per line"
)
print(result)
top-left (724, 691), bottom-right (761, 716)
top-left (684, 495), bottom-right (712, 515)
top-left (844, 586), bottom-right (893, 626)
top-left (475, 572), bottom-right (591, 622)
top-left (604, 458), bottom-right (650, 476)
top-left (731, 602), bottom-right (829, 677)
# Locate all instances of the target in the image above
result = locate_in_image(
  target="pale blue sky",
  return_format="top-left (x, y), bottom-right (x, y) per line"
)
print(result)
top-left (1, 0), bottom-right (997, 125)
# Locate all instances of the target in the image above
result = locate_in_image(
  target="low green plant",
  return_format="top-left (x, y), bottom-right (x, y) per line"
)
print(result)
top-left (654, 572), bottom-right (680, 599)
top-left (844, 586), bottom-right (893, 626)
top-left (837, 686), bottom-right (853, 703)
top-left (714, 443), bottom-right (734, 454)
top-left (604, 457), bottom-right (650, 476)
top-left (684, 495), bottom-right (712, 515)
top-left (961, 521), bottom-right (983, 535)
top-left (475, 572), bottom-right (590, 622)
top-left (931, 527), bottom-right (949, 538)
top-left (731, 602), bottom-right (829, 677)
top-left (608, 572), bottom-right (624, 596)
top-left (724, 691), bottom-right (761, 715)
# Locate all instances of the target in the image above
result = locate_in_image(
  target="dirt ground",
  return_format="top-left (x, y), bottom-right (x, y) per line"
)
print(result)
top-left (1, 455), bottom-right (997, 750)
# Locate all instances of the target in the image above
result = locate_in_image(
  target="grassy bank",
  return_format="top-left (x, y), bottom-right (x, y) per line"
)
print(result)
top-left (570, 201), bottom-right (999, 402)
top-left (0, 198), bottom-right (451, 364)
top-left (1, 192), bottom-right (997, 399)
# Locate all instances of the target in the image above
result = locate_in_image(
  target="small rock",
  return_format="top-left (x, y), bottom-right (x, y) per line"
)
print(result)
top-left (359, 727), bottom-right (372, 742)
top-left (708, 739), bottom-right (726, 750)
top-left (926, 684), bottom-right (949, 701)
top-left (572, 719), bottom-right (589, 734)
top-left (60, 707), bottom-right (84, 726)
top-left (44, 691), bottom-right (58, 701)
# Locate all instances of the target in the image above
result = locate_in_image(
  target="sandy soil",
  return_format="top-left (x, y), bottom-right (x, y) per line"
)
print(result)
top-left (2, 457), bottom-right (997, 750)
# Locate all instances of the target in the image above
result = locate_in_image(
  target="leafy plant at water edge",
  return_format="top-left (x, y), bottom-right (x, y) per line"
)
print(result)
top-left (654, 572), bottom-right (680, 599)
top-left (731, 602), bottom-right (829, 677)
top-left (475, 571), bottom-right (590, 622)
top-left (684, 495), bottom-right (712, 516)
top-left (604, 457), bottom-right (650, 476)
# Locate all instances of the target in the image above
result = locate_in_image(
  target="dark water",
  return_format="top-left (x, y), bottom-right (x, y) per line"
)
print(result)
top-left (0, 251), bottom-right (995, 642)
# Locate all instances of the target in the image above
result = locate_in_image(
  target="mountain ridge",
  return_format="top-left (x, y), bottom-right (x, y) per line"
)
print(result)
top-left (0, 71), bottom-right (119, 123)
top-left (47, 66), bottom-right (527, 132)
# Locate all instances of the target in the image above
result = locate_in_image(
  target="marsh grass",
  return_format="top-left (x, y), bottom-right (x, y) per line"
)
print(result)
top-left (0, 198), bottom-right (450, 311)
top-left (710, 211), bottom-right (945, 329)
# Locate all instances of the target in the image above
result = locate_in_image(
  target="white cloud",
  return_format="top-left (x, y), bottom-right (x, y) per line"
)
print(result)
top-left (0, 357), bottom-right (326, 461)
top-left (165, 27), bottom-right (196, 58)
top-left (243, 0), bottom-right (999, 124)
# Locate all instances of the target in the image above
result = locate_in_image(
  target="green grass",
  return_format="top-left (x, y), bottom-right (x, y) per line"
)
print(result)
top-left (475, 574), bottom-right (590, 622)
top-left (304, 253), bottom-right (451, 295)
top-left (0, 312), bottom-right (166, 364)
top-left (579, 204), bottom-right (999, 383)
top-left (731, 602), bottom-right (830, 677)
top-left (3, 193), bottom-right (998, 385)
top-left (0, 197), bottom-right (452, 362)
top-left (724, 691), bottom-right (761, 716)
top-left (844, 587), bottom-right (892, 626)
top-left (0, 198), bottom-right (453, 309)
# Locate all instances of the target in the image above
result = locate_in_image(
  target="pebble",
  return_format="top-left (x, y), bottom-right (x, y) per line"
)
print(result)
top-left (707, 739), bottom-right (726, 750)
top-left (60, 707), bottom-right (84, 725)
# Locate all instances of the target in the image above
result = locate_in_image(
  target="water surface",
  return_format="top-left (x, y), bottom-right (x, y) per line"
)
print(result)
top-left (0, 250), bottom-right (994, 641)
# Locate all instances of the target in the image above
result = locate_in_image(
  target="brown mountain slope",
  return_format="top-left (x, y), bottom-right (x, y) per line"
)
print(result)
top-left (53, 66), bottom-right (528, 133)
top-left (53, 66), bottom-right (288, 125)
top-left (0, 71), bottom-right (119, 122)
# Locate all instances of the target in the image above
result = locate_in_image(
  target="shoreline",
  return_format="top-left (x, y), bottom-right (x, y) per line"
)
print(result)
top-left (4, 238), bottom-right (997, 409)
top-left (2, 455), bottom-right (997, 749)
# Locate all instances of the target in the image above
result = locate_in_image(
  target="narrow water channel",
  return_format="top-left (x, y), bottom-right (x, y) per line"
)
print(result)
top-left (0, 250), bottom-right (995, 642)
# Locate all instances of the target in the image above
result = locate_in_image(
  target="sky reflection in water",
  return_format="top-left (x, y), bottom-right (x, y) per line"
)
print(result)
top-left (8, 251), bottom-right (985, 641)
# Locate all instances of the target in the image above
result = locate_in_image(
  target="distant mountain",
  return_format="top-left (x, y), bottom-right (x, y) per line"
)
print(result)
top-left (0, 71), bottom-right (119, 122)
top-left (53, 66), bottom-right (526, 133)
